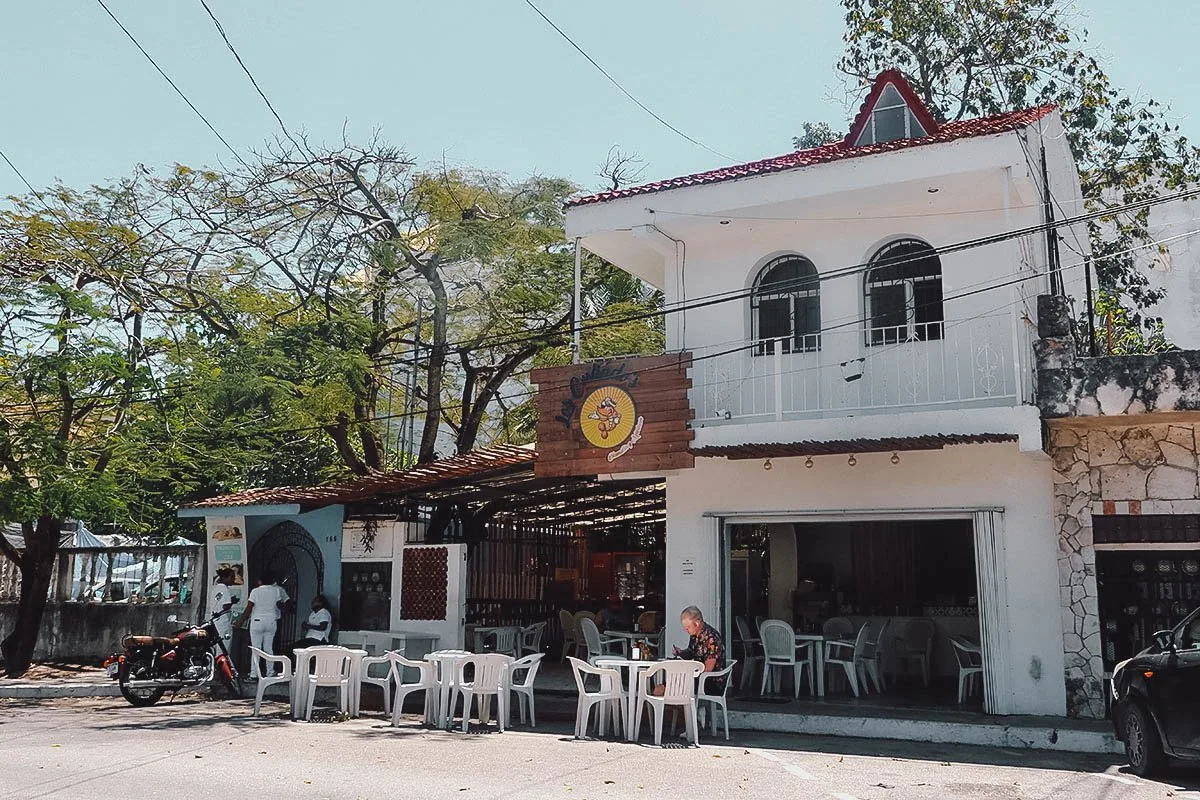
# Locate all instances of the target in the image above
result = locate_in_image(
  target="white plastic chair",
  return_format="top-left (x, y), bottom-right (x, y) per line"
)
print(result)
top-left (386, 652), bottom-right (436, 726)
top-left (489, 627), bottom-right (520, 658)
top-left (894, 618), bottom-right (936, 687)
top-left (559, 610), bottom-right (578, 661)
top-left (822, 617), bottom-right (854, 639)
top-left (696, 660), bottom-right (737, 740)
top-left (734, 616), bottom-right (762, 691)
top-left (567, 656), bottom-right (624, 739)
top-left (573, 611), bottom-right (598, 658)
top-left (635, 660), bottom-right (703, 746)
top-left (302, 646), bottom-right (353, 721)
top-left (357, 654), bottom-right (392, 716)
top-left (519, 622), bottom-right (547, 656)
top-left (950, 635), bottom-right (984, 703)
top-left (824, 623), bottom-right (871, 697)
top-left (758, 619), bottom-right (813, 697)
top-left (859, 619), bottom-right (890, 693)
top-left (579, 617), bottom-right (624, 664)
top-left (505, 652), bottom-right (544, 727)
top-left (453, 653), bottom-right (514, 732)
top-left (249, 646), bottom-right (292, 716)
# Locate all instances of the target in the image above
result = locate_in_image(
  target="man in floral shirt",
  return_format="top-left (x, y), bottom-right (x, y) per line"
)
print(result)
top-left (673, 605), bottom-right (726, 679)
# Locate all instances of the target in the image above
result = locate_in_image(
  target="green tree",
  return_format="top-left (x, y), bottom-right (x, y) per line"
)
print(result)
top-left (835, 0), bottom-right (1198, 341)
top-left (793, 122), bottom-right (841, 150)
top-left (0, 185), bottom-right (180, 675)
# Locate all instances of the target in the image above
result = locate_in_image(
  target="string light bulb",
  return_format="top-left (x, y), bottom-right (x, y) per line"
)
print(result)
top-left (805, 457), bottom-right (814, 469)
top-left (847, 454), bottom-right (857, 467)
top-left (763, 458), bottom-right (772, 471)
top-left (891, 451), bottom-right (901, 465)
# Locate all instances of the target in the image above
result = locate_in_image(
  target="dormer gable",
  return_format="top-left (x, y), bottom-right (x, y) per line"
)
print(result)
top-left (845, 69), bottom-right (941, 147)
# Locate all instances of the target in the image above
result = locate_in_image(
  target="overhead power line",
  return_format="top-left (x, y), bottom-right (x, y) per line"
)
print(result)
top-left (94, 0), bottom-right (244, 164)
top-left (198, 0), bottom-right (294, 142)
top-left (521, 0), bottom-right (736, 162)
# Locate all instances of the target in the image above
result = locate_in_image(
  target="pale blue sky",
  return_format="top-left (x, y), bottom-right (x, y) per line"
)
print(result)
top-left (1, 1), bottom-right (1196, 198)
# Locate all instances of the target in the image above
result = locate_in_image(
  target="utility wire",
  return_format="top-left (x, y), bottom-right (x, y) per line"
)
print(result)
top-left (522, 0), bottom-right (735, 162)
top-left (198, 0), bottom-right (294, 143)
top-left (94, 0), bottom-right (244, 164)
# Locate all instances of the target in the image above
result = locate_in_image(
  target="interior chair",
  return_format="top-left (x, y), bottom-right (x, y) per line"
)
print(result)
top-left (519, 621), bottom-right (547, 656)
top-left (824, 623), bottom-right (872, 697)
top-left (249, 647), bottom-right (293, 716)
top-left (822, 617), bottom-right (855, 639)
top-left (949, 635), bottom-right (984, 703)
top-left (637, 610), bottom-right (658, 633)
top-left (505, 653), bottom-right (544, 727)
top-left (302, 646), bottom-right (353, 721)
top-left (758, 618), bottom-right (813, 697)
top-left (558, 609), bottom-right (578, 662)
top-left (386, 652), bottom-right (437, 726)
top-left (453, 653), bottom-right (514, 732)
top-left (489, 627), bottom-right (520, 658)
top-left (579, 617), bottom-right (625, 664)
top-left (894, 618), bottom-right (937, 688)
top-left (357, 653), bottom-right (393, 716)
top-left (573, 611), bottom-right (598, 659)
top-left (859, 619), bottom-right (890, 693)
top-left (634, 660), bottom-right (703, 746)
top-left (568, 656), bottom-right (625, 739)
top-left (734, 616), bottom-right (762, 691)
top-left (696, 660), bottom-right (737, 740)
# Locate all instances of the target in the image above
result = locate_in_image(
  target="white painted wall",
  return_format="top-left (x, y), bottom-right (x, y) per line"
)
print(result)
top-left (662, 443), bottom-right (1067, 717)
top-left (1142, 189), bottom-right (1200, 349)
top-left (388, 543), bottom-right (467, 650)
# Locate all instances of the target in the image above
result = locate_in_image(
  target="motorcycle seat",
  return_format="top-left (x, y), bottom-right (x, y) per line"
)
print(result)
top-left (123, 635), bottom-right (177, 648)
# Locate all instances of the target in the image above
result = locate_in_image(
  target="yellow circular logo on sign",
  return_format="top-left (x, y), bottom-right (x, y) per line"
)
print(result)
top-left (579, 386), bottom-right (637, 449)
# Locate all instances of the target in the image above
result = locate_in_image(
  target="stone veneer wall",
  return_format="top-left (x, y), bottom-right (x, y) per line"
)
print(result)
top-left (1049, 421), bottom-right (1200, 718)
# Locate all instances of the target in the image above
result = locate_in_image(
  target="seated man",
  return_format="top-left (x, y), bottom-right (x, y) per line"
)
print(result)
top-left (655, 605), bottom-right (727, 697)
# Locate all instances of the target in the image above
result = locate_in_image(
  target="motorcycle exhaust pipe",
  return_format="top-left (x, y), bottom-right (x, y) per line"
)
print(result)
top-left (122, 680), bottom-right (188, 689)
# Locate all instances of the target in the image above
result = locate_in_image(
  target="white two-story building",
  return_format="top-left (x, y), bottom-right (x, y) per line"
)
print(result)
top-left (563, 71), bottom-right (1089, 718)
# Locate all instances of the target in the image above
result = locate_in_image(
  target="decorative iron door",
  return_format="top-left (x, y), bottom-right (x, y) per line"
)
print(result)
top-left (1097, 550), bottom-right (1200, 670)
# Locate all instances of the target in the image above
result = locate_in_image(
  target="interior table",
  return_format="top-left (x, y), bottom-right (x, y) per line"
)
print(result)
top-left (794, 634), bottom-right (829, 697)
top-left (603, 630), bottom-right (661, 659)
top-left (593, 656), bottom-right (664, 742)
top-left (471, 626), bottom-right (521, 654)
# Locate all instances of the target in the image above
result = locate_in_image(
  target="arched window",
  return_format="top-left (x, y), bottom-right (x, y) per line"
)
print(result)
top-left (865, 239), bottom-right (943, 345)
top-left (751, 255), bottom-right (820, 355)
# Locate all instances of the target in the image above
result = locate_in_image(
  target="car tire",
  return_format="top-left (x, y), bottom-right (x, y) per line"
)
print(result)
top-left (1124, 701), bottom-right (1166, 778)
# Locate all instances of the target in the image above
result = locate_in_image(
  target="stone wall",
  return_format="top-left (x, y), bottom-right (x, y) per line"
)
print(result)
top-left (1049, 420), bottom-right (1200, 718)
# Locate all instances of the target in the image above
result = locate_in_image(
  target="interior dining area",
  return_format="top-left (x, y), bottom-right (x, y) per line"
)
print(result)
top-left (726, 518), bottom-right (985, 711)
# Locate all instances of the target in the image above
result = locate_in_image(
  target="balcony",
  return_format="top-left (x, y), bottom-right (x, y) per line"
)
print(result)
top-left (691, 314), bottom-right (1024, 427)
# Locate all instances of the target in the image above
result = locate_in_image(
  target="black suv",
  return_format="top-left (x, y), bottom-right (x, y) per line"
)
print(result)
top-left (1112, 606), bottom-right (1200, 776)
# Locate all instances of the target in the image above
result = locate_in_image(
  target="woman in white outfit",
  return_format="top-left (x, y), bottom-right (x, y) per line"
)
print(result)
top-left (208, 566), bottom-right (237, 644)
top-left (237, 572), bottom-right (289, 679)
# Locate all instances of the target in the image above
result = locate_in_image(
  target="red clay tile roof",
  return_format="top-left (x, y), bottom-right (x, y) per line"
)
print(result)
top-left (690, 433), bottom-right (1018, 459)
top-left (567, 104), bottom-right (1055, 208)
top-left (182, 445), bottom-right (538, 509)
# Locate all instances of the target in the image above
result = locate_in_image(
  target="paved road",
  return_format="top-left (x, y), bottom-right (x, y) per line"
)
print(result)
top-left (1, 697), bottom-right (1196, 799)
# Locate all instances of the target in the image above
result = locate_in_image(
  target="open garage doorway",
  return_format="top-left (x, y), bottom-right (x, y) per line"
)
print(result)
top-left (725, 517), bottom-right (984, 711)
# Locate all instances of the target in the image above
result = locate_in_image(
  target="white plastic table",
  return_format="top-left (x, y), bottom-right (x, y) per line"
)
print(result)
top-left (424, 649), bottom-right (473, 728)
top-left (795, 634), bottom-right (829, 697)
top-left (291, 646), bottom-right (368, 720)
top-left (594, 656), bottom-right (664, 742)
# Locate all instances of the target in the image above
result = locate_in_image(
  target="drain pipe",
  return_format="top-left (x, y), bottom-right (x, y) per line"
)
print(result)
top-left (573, 236), bottom-right (582, 364)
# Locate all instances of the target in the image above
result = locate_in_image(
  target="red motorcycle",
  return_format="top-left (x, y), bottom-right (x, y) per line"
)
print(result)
top-left (104, 609), bottom-right (241, 707)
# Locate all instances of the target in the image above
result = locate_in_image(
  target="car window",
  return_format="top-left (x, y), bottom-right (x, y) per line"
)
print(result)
top-left (1180, 618), bottom-right (1200, 651)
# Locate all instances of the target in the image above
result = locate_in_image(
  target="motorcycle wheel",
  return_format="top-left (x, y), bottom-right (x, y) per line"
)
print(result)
top-left (118, 670), bottom-right (165, 707)
top-left (218, 663), bottom-right (242, 700)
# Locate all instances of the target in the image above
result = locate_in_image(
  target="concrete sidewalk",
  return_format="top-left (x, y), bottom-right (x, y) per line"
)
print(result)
top-left (0, 664), bottom-right (120, 699)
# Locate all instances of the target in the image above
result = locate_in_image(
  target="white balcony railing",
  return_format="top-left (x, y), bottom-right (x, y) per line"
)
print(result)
top-left (692, 314), bottom-right (1023, 425)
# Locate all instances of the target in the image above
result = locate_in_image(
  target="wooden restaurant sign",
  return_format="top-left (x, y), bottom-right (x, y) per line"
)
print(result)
top-left (530, 354), bottom-right (695, 477)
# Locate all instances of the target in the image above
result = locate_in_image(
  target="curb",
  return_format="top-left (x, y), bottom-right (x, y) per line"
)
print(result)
top-left (0, 683), bottom-right (121, 699)
top-left (729, 709), bottom-right (1122, 755)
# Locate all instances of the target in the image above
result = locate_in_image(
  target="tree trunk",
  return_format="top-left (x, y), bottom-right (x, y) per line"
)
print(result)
top-left (1, 516), bottom-right (58, 677)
